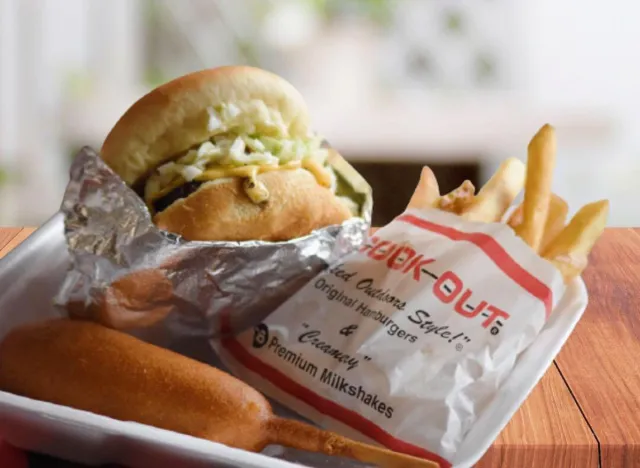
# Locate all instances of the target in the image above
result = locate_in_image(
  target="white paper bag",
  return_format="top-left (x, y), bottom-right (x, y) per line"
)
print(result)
top-left (213, 208), bottom-right (583, 468)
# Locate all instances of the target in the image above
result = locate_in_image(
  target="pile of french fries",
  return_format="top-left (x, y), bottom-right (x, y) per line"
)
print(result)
top-left (405, 124), bottom-right (609, 284)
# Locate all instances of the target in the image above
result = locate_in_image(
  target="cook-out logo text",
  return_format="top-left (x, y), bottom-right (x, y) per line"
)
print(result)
top-left (359, 236), bottom-right (510, 329)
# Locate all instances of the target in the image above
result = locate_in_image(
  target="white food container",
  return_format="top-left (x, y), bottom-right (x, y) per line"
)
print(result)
top-left (0, 212), bottom-right (589, 467)
top-left (0, 214), bottom-right (364, 468)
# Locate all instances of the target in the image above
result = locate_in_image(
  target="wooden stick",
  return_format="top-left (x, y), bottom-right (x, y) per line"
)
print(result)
top-left (268, 418), bottom-right (441, 468)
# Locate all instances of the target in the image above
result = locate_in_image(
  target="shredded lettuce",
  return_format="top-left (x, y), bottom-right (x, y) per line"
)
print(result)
top-left (207, 101), bottom-right (289, 138)
top-left (339, 196), bottom-right (360, 216)
top-left (145, 101), bottom-right (333, 203)
top-left (206, 107), bottom-right (223, 132)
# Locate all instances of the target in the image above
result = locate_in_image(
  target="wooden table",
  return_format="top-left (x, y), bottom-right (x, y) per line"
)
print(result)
top-left (1, 227), bottom-right (639, 468)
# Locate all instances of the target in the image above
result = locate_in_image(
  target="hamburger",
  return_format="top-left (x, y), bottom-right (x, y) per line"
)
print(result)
top-left (100, 66), bottom-right (367, 242)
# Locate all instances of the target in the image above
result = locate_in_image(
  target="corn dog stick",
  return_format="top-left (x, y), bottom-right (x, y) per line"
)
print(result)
top-left (269, 418), bottom-right (440, 468)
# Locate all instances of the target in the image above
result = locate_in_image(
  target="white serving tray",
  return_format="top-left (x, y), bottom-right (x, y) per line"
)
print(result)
top-left (0, 213), bottom-right (370, 468)
top-left (0, 213), bottom-right (589, 468)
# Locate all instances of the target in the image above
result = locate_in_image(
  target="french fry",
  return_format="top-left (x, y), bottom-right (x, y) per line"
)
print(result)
top-left (407, 166), bottom-right (440, 210)
top-left (514, 124), bottom-right (557, 251)
top-left (506, 203), bottom-right (524, 228)
top-left (509, 193), bottom-right (569, 252)
top-left (460, 158), bottom-right (526, 222)
top-left (397, 125), bottom-right (609, 287)
top-left (438, 180), bottom-right (475, 214)
top-left (542, 200), bottom-right (609, 282)
top-left (540, 194), bottom-right (569, 252)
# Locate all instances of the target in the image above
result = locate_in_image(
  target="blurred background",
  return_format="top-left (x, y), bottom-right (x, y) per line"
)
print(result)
top-left (0, 0), bottom-right (634, 227)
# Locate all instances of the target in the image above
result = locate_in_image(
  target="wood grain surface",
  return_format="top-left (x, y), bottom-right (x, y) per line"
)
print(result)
top-left (1, 228), bottom-right (637, 467)
top-left (476, 367), bottom-right (598, 467)
top-left (0, 228), bottom-right (36, 259)
top-left (0, 228), bottom-right (21, 256)
top-left (556, 228), bottom-right (640, 468)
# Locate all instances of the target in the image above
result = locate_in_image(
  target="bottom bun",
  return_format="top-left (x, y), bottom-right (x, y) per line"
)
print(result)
top-left (153, 169), bottom-right (353, 242)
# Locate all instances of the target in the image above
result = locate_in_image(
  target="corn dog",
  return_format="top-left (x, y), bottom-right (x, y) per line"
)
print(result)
top-left (0, 319), bottom-right (438, 468)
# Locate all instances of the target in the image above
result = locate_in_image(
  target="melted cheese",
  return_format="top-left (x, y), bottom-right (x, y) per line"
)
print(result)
top-left (242, 166), bottom-right (270, 204)
top-left (196, 160), bottom-right (301, 181)
top-left (301, 159), bottom-right (332, 188)
top-left (146, 160), bottom-right (334, 208)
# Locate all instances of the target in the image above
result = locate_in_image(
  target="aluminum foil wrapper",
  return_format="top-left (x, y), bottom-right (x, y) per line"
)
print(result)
top-left (54, 147), bottom-right (372, 338)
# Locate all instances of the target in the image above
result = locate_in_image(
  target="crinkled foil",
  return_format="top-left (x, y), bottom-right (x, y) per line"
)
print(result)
top-left (54, 147), bottom-right (372, 338)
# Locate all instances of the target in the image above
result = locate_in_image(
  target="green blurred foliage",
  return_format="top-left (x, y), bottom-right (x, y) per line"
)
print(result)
top-left (475, 53), bottom-right (496, 82)
top-left (144, 67), bottom-right (169, 89)
top-left (0, 165), bottom-right (20, 188)
top-left (141, 0), bottom-right (261, 83)
top-left (0, 167), bottom-right (7, 187)
top-left (236, 40), bottom-right (261, 67)
top-left (309, 0), bottom-right (394, 27)
top-left (64, 71), bottom-right (93, 98)
top-left (444, 10), bottom-right (464, 34)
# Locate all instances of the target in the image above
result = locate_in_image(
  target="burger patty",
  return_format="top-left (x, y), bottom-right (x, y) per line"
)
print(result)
top-left (151, 181), bottom-right (203, 214)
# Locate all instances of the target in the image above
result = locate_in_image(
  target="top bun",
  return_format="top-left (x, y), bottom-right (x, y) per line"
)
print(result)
top-left (101, 66), bottom-right (311, 186)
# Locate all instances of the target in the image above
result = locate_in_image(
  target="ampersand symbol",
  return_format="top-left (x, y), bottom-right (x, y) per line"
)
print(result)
top-left (340, 325), bottom-right (358, 337)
